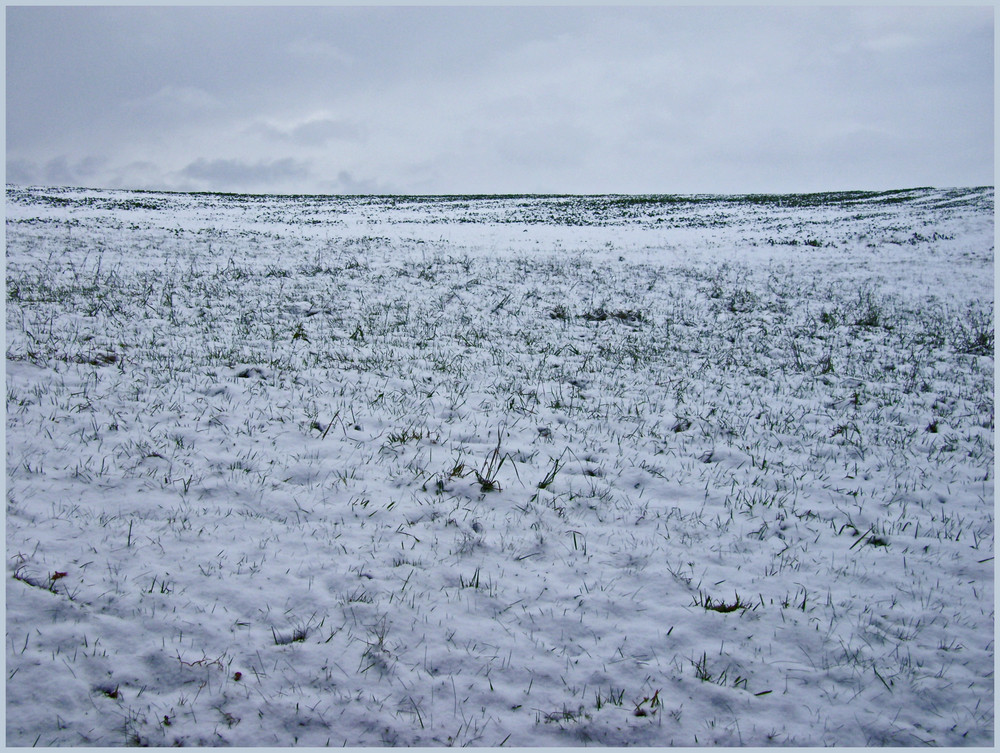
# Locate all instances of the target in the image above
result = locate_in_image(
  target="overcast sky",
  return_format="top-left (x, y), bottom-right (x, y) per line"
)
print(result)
top-left (5, 5), bottom-right (994, 195)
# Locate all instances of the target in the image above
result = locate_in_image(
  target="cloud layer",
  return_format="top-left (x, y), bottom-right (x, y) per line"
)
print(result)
top-left (6, 6), bottom-right (993, 194)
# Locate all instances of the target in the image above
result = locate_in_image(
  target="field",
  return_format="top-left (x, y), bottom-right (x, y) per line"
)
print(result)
top-left (5, 185), bottom-right (994, 746)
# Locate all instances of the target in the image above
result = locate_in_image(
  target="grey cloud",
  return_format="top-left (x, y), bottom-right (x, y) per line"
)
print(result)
top-left (492, 124), bottom-right (597, 171)
top-left (286, 37), bottom-right (353, 65)
top-left (319, 170), bottom-right (390, 195)
top-left (43, 156), bottom-right (77, 185)
top-left (109, 161), bottom-right (170, 191)
top-left (6, 158), bottom-right (37, 186)
top-left (292, 119), bottom-right (362, 145)
top-left (177, 157), bottom-right (311, 191)
top-left (122, 85), bottom-right (220, 121)
top-left (6, 155), bottom-right (109, 187)
top-left (248, 118), bottom-right (363, 147)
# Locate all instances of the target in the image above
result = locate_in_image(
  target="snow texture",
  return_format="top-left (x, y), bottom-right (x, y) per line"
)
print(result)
top-left (5, 185), bottom-right (994, 746)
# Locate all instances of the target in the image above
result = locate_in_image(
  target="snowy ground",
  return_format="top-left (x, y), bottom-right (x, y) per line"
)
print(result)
top-left (5, 185), bottom-right (994, 746)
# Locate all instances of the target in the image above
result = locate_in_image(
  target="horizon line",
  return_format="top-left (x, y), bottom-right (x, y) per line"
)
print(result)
top-left (6, 183), bottom-right (994, 201)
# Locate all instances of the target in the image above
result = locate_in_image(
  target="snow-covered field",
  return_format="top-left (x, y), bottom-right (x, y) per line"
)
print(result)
top-left (5, 185), bottom-right (994, 746)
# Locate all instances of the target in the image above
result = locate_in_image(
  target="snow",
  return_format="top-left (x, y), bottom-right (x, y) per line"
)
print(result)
top-left (5, 185), bottom-right (994, 745)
